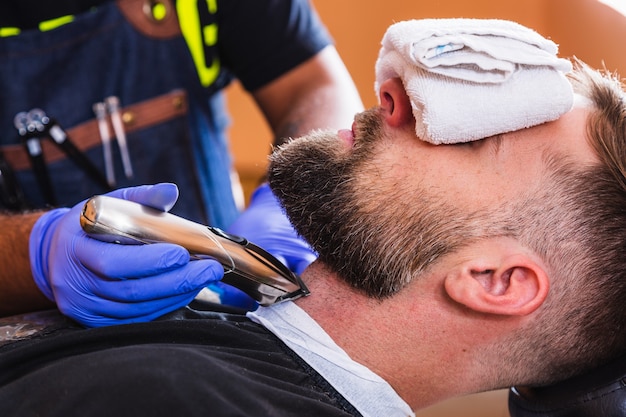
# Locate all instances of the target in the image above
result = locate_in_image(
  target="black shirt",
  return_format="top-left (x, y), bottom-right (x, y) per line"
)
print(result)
top-left (0, 309), bottom-right (362, 416)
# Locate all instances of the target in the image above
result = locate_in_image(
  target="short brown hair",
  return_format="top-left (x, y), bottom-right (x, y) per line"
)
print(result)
top-left (505, 60), bottom-right (626, 385)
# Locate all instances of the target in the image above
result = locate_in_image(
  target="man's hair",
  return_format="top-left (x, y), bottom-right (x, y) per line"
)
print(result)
top-left (503, 59), bottom-right (626, 385)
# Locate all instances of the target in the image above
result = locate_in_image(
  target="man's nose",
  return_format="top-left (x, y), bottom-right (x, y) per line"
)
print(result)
top-left (377, 77), bottom-right (414, 128)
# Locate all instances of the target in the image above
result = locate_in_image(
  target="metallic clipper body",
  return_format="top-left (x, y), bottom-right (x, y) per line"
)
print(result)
top-left (80, 195), bottom-right (309, 306)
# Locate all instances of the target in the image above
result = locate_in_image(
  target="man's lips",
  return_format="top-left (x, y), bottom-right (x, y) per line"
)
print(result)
top-left (337, 122), bottom-right (355, 147)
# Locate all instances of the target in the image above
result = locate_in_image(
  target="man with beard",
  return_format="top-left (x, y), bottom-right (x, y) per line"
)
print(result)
top-left (1, 42), bottom-right (626, 417)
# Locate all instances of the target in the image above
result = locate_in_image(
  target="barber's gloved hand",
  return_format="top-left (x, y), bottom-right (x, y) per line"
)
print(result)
top-left (227, 183), bottom-right (317, 275)
top-left (29, 183), bottom-right (224, 328)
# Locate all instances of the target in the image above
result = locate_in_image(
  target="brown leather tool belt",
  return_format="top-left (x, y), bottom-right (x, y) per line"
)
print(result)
top-left (1, 89), bottom-right (188, 172)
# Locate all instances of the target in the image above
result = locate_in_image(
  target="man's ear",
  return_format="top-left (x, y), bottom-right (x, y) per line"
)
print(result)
top-left (443, 251), bottom-right (549, 316)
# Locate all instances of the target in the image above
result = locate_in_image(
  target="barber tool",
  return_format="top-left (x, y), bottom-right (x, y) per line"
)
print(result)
top-left (41, 112), bottom-right (112, 191)
top-left (105, 96), bottom-right (134, 179)
top-left (0, 151), bottom-right (28, 211)
top-left (93, 102), bottom-right (115, 187)
top-left (14, 110), bottom-right (56, 205)
top-left (80, 195), bottom-right (310, 306)
top-left (14, 109), bottom-right (112, 205)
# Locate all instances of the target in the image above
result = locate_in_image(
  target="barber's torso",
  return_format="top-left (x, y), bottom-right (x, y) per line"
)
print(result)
top-left (0, 0), bottom-right (330, 227)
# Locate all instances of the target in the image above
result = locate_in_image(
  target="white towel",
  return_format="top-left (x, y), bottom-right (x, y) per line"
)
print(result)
top-left (374, 18), bottom-right (575, 144)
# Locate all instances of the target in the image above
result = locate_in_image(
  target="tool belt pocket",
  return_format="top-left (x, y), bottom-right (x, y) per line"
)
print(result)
top-left (3, 90), bottom-right (187, 172)
top-left (0, 90), bottom-right (189, 210)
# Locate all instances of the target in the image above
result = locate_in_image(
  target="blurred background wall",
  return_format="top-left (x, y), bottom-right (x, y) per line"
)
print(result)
top-left (226, 2), bottom-right (626, 414)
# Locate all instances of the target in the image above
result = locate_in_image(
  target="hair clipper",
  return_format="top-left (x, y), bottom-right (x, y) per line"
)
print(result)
top-left (79, 195), bottom-right (309, 306)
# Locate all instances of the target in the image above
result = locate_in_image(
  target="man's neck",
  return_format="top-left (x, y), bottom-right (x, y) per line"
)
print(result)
top-left (294, 261), bottom-right (484, 410)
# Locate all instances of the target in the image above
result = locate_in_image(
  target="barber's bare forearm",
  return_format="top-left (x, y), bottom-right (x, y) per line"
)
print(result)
top-left (0, 211), bottom-right (55, 316)
top-left (254, 46), bottom-right (364, 148)
top-left (272, 84), bottom-right (363, 148)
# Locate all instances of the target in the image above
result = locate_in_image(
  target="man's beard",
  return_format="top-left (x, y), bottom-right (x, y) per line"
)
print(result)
top-left (268, 108), bottom-right (487, 297)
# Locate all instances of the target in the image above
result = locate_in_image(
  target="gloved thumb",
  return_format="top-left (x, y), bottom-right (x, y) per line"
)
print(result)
top-left (104, 183), bottom-right (179, 212)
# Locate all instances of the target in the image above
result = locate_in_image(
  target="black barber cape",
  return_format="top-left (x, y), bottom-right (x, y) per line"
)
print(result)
top-left (0, 308), bottom-right (362, 417)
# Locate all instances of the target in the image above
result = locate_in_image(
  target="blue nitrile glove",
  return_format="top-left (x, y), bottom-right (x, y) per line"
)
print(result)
top-left (29, 183), bottom-right (224, 328)
top-left (227, 183), bottom-right (317, 275)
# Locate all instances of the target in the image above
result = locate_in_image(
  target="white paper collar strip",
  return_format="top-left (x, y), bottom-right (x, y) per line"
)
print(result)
top-left (248, 302), bottom-right (414, 417)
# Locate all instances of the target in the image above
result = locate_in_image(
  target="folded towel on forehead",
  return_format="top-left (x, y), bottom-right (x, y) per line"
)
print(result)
top-left (374, 18), bottom-right (575, 144)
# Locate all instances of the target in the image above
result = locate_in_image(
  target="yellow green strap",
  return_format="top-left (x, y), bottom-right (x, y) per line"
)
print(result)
top-left (0, 14), bottom-right (75, 37)
top-left (39, 15), bottom-right (75, 32)
top-left (0, 27), bottom-right (21, 37)
top-left (176, 0), bottom-right (220, 87)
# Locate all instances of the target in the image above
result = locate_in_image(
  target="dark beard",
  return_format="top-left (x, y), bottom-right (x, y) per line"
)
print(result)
top-left (268, 109), bottom-right (472, 297)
